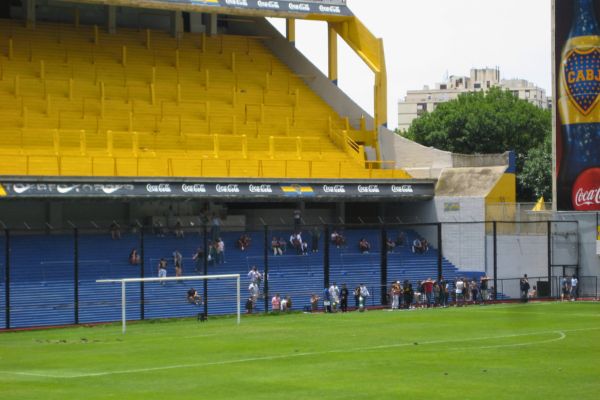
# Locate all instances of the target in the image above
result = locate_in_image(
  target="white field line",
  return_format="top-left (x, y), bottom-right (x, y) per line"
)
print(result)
top-left (1, 327), bottom-right (598, 380)
top-left (476, 331), bottom-right (566, 349)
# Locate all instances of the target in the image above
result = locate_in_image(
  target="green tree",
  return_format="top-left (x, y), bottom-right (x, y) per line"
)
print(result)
top-left (519, 133), bottom-right (552, 201)
top-left (404, 87), bottom-right (552, 201)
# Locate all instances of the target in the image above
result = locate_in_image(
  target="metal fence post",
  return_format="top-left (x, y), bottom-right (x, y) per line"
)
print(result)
top-left (203, 225), bottom-right (208, 318)
top-left (380, 226), bottom-right (387, 306)
top-left (547, 221), bottom-right (552, 298)
top-left (493, 221), bottom-right (498, 301)
top-left (437, 223), bottom-right (443, 281)
top-left (4, 230), bottom-right (10, 329)
top-left (74, 228), bottom-right (79, 325)
top-left (140, 229), bottom-right (145, 321)
top-left (323, 225), bottom-right (330, 290)
top-left (263, 224), bottom-right (269, 314)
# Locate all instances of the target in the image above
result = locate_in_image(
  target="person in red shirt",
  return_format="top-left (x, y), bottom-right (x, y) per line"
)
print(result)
top-left (422, 277), bottom-right (434, 307)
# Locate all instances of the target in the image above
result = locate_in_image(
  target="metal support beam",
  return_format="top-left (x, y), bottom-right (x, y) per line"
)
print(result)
top-left (380, 227), bottom-right (388, 306)
top-left (547, 221), bottom-right (552, 298)
top-left (263, 225), bottom-right (269, 313)
top-left (286, 18), bottom-right (296, 46)
top-left (203, 225), bottom-right (208, 318)
top-left (4, 230), bottom-right (10, 329)
top-left (323, 225), bottom-right (330, 290)
top-left (140, 230), bottom-right (145, 320)
top-left (74, 228), bottom-right (79, 325)
top-left (437, 223), bottom-right (443, 281)
top-left (493, 222), bottom-right (498, 301)
top-left (328, 23), bottom-right (338, 85)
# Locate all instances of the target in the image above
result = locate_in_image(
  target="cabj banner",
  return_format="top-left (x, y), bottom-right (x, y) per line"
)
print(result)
top-left (554, 0), bottom-right (600, 211)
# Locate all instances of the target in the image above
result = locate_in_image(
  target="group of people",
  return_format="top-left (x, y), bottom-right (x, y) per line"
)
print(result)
top-left (316, 283), bottom-right (370, 313)
top-left (388, 275), bottom-right (493, 309)
top-left (560, 274), bottom-right (579, 301)
top-left (411, 237), bottom-right (429, 254)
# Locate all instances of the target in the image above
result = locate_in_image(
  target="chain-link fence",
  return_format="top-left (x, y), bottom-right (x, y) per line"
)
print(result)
top-left (0, 219), bottom-right (589, 330)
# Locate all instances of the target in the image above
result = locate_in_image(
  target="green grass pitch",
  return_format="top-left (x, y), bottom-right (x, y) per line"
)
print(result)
top-left (1, 302), bottom-right (599, 399)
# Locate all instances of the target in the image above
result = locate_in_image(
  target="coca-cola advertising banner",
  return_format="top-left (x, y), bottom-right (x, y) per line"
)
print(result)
top-left (100, 0), bottom-right (352, 16)
top-left (0, 181), bottom-right (434, 200)
top-left (555, 0), bottom-right (600, 211)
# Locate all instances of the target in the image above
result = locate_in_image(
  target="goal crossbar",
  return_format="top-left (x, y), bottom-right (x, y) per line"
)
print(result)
top-left (96, 274), bottom-right (241, 334)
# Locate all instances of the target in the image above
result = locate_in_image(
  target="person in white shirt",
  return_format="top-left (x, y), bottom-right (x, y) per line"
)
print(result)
top-left (455, 278), bottom-right (465, 306)
top-left (359, 284), bottom-right (370, 311)
top-left (570, 275), bottom-right (578, 301)
top-left (328, 283), bottom-right (340, 311)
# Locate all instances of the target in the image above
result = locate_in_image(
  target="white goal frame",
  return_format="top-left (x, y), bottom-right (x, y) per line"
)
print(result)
top-left (96, 274), bottom-right (241, 334)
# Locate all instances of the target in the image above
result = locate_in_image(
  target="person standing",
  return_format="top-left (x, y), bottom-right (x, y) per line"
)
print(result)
top-left (422, 277), bottom-right (434, 308)
top-left (328, 282), bottom-right (340, 312)
top-left (157, 258), bottom-right (168, 285)
top-left (340, 283), bottom-right (349, 313)
top-left (359, 283), bottom-right (370, 311)
top-left (570, 274), bottom-right (578, 301)
top-left (520, 274), bottom-right (530, 303)
top-left (271, 293), bottom-right (281, 312)
top-left (173, 250), bottom-right (183, 278)
top-left (438, 277), bottom-right (448, 307)
top-left (391, 281), bottom-right (401, 310)
top-left (480, 275), bottom-right (490, 304)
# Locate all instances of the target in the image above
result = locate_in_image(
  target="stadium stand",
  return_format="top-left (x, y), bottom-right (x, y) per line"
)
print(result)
top-left (0, 19), bottom-right (410, 179)
top-left (4, 229), bottom-right (465, 328)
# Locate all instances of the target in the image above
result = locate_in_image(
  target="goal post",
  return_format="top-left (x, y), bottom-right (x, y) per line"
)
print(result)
top-left (96, 274), bottom-right (241, 334)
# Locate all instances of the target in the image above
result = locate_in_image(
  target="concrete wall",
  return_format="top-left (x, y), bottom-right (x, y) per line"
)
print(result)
top-left (379, 127), bottom-right (453, 178)
top-left (556, 213), bottom-right (600, 280)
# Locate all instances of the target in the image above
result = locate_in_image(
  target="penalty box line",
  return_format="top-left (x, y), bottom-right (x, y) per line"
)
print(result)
top-left (1, 326), bottom-right (598, 380)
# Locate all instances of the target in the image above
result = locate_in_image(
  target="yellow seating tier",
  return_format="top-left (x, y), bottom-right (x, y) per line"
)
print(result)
top-left (0, 20), bottom-right (410, 179)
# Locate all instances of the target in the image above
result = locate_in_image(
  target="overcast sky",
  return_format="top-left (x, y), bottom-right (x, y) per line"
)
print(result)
top-left (269, 0), bottom-right (552, 129)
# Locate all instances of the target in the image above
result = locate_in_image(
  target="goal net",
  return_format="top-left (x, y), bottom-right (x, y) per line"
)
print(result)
top-left (96, 274), bottom-right (241, 334)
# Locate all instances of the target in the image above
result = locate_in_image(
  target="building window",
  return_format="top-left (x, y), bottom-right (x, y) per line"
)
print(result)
top-left (474, 83), bottom-right (481, 89)
top-left (417, 103), bottom-right (427, 116)
top-left (440, 84), bottom-right (447, 90)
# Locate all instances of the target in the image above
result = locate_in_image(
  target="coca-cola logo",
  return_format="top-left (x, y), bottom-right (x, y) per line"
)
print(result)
top-left (224, 0), bottom-right (248, 6)
top-left (322, 184), bottom-right (346, 193)
top-left (249, 184), bottom-right (272, 193)
top-left (216, 184), bottom-right (240, 193)
top-left (572, 168), bottom-right (600, 211)
top-left (146, 184), bottom-right (171, 193)
top-left (181, 184), bottom-right (206, 193)
top-left (391, 185), bottom-right (414, 193)
top-left (358, 185), bottom-right (380, 193)
top-left (257, 0), bottom-right (280, 9)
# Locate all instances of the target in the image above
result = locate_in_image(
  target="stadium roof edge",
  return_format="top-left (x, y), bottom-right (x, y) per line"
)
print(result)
top-left (56, 0), bottom-right (355, 21)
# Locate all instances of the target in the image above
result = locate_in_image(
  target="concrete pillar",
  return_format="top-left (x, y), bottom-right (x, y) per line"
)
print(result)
top-left (189, 12), bottom-right (205, 33)
top-left (107, 5), bottom-right (116, 34)
top-left (171, 10), bottom-right (184, 39)
top-left (208, 13), bottom-right (217, 36)
top-left (25, 0), bottom-right (36, 29)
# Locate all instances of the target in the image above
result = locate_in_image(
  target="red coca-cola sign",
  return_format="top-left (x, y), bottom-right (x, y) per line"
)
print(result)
top-left (572, 168), bottom-right (600, 210)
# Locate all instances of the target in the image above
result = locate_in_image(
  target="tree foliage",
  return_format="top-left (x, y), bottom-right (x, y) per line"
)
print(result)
top-left (519, 134), bottom-right (552, 201)
top-left (403, 87), bottom-right (552, 201)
